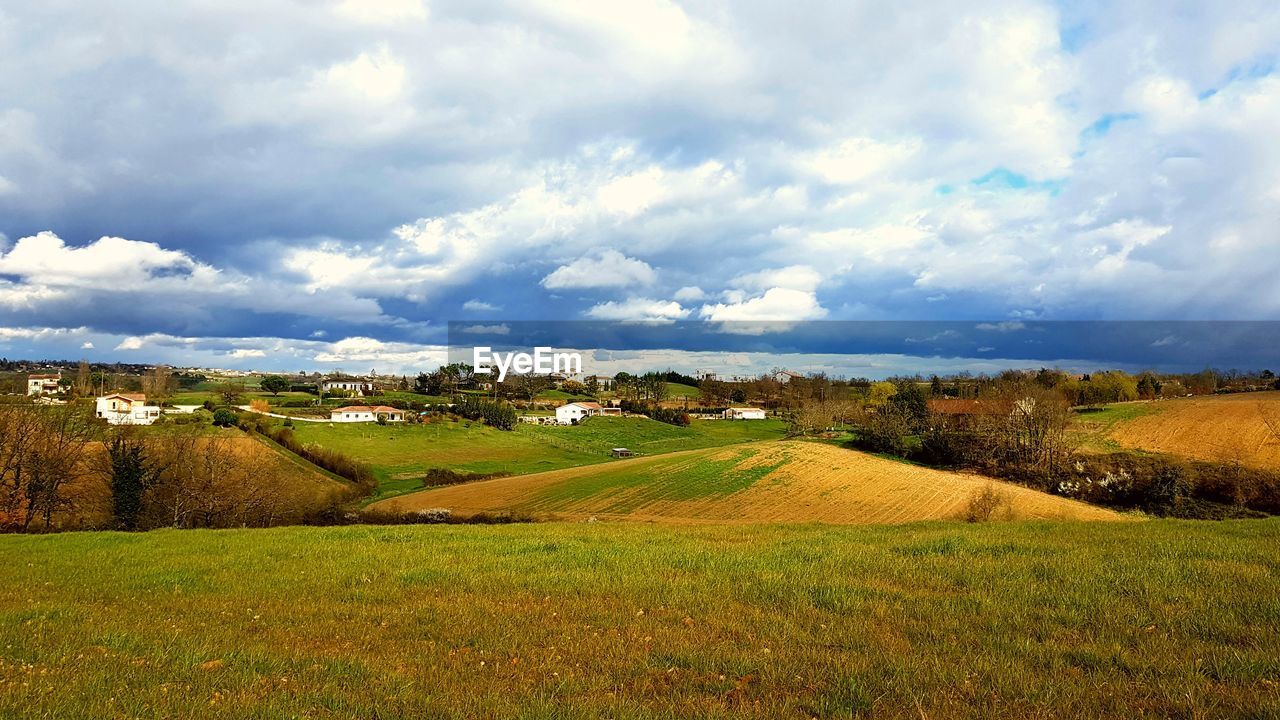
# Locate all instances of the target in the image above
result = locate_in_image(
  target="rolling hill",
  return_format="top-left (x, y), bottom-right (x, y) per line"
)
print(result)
top-left (372, 440), bottom-right (1123, 523)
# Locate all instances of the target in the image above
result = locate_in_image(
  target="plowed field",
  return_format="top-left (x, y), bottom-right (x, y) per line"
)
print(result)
top-left (1106, 391), bottom-right (1280, 469)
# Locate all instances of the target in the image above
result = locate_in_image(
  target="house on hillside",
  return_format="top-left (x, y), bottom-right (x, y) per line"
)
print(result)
top-left (723, 407), bottom-right (766, 420)
top-left (26, 373), bottom-right (62, 396)
top-left (329, 405), bottom-right (405, 423)
top-left (555, 401), bottom-right (622, 424)
top-left (320, 375), bottom-right (375, 396)
top-left (570, 374), bottom-right (616, 391)
top-left (95, 393), bottom-right (162, 425)
top-left (773, 370), bottom-right (804, 384)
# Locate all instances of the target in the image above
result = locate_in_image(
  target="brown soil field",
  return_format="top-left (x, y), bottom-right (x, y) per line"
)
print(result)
top-left (1107, 391), bottom-right (1280, 470)
top-left (372, 440), bottom-right (1124, 524)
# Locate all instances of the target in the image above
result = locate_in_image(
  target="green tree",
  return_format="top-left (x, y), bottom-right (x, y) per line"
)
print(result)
top-left (212, 408), bottom-right (239, 427)
top-left (259, 375), bottom-right (290, 396)
top-left (889, 381), bottom-right (929, 430)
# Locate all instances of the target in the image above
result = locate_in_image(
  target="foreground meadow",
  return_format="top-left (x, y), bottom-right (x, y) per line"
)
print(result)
top-left (1, 520), bottom-right (1277, 718)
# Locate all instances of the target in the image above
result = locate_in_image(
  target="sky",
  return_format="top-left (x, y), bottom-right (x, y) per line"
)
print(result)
top-left (1, 1), bottom-right (1279, 375)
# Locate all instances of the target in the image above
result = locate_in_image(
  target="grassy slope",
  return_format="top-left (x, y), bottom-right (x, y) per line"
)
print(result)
top-left (1, 520), bottom-right (1276, 718)
top-left (665, 382), bottom-right (702, 398)
top-left (292, 417), bottom-right (787, 500)
top-left (1071, 401), bottom-right (1163, 453)
top-left (374, 440), bottom-right (1123, 524)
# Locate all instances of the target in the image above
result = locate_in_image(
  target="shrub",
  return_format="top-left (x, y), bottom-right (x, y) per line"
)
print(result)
top-left (422, 468), bottom-right (510, 487)
top-left (452, 395), bottom-right (518, 430)
top-left (618, 400), bottom-right (690, 427)
top-left (964, 484), bottom-right (1007, 522)
top-left (411, 508), bottom-right (451, 523)
top-left (212, 408), bottom-right (238, 427)
top-left (261, 425), bottom-right (375, 490)
top-left (858, 407), bottom-right (912, 456)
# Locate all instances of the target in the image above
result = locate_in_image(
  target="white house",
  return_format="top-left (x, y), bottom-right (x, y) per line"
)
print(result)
top-left (723, 407), bottom-right (766, 420)
top-left (555, 401), bottom-right (621, 424)
top-left (329, 405), bottom-right (405, 423)
top-left (320, 376), bottom-right (375, 395)
top-left (569, 374), bottom-right (616, 391)
top-left (27, 373), bottom-right (61, 396)
top-left (95, 393), bottom-right (162, 425)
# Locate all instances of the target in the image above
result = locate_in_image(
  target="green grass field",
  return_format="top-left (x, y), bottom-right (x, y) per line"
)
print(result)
top-left (290, 417), bottom-right (787, 500)
top-left (665, 382), bottom-right (702, 398)
top-left (530, 446), bottom-right (787, 512)
top-left (1, 519), bottom-right (1275, 718)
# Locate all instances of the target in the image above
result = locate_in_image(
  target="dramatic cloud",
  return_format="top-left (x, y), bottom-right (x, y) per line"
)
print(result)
top-left (1, 1), bottom-right (1278, 369)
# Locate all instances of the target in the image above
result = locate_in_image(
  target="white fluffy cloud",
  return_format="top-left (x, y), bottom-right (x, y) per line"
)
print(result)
top-left (700, 288), bottom-right (827, 322)
top-left (585, 298), bottom-right (689, 322)
top-left (542, 250), bottom-right (657, 290)
top-left (0, 232), bottom-right (384, 328)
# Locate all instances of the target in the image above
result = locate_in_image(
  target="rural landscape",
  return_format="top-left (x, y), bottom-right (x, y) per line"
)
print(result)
top-left (3, 0), bottom-right (1279, 716)
top-left (1, 359), bottom-right (1278, 717)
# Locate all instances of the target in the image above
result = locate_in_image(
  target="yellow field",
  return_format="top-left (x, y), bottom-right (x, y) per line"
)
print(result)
top-left (373, 440), bottom-right (1123, 523)
top-left (1107, 391), bottom-right (1280, 470)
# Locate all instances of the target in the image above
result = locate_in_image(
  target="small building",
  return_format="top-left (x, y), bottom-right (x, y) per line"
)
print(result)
top-left (611, 447), bottom-right (633, 458)
top-left (723, 407), bottom-right (766, 420)
top-left (95, 393), bottom-right (162, 425)
top-left (773, 370), bottom-right (804, 384)
top-left (555, 401), bottom-right (602, 424)
top-left (320, 376), bottom-right (375, 396)
top-left (26, 373), bottom-right (61, 396)
top-left (329, 405), bottom-right (405, 423)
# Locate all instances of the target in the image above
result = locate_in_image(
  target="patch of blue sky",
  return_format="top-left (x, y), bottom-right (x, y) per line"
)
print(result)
top-left (1200, 55), bottom-right (1276, 99)
top-left (1058, 22), bottom-right (1089, 53)
top-left (970, 168), bottom-right (1065, 195)
top-left (1081, 112), bottom-right (1139, 139)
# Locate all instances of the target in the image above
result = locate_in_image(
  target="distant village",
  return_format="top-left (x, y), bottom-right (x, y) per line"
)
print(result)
top-left (5, 357), bottom-right (1276, 433)
top-left (4, 361), bottom-right (804, 427)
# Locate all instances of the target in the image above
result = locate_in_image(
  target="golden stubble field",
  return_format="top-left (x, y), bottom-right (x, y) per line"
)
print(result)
top-left (1107, 391), bottom-right (1280, 470)
top-left (374, 440), bottom-right (1124, 524)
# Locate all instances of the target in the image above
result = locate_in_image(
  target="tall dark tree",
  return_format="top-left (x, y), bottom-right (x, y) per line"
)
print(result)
top-left (106, 434), bottom-right (160, 530)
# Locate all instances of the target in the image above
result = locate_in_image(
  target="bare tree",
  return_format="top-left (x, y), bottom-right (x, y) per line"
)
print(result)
top-left (74, 360), bottom-right (92, 398)
top-left (0, 404), bottom-right (96, 530)
top-left (141, 366), bottom-right (175, 405)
